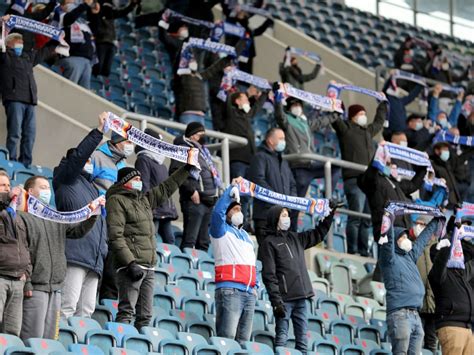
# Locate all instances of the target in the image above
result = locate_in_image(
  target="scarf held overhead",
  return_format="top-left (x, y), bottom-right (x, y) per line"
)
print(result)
top-left (433, 130), bottom-right (474, 147)
top-left (372, 142), bottom-right (432, 172)
top-left (105, 112), bottom-right (200, 169)
top-left (280, 83), bottom-right (343, 112)
top-left (327, 82), bottom-right (387, 102)
top-left (217, 67), bottom-right (271, 101)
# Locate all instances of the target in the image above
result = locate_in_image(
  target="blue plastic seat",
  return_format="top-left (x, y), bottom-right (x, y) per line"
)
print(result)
top-left (68, 317), bottom-right (116, 353)
top-left (209, 336), bottom-right (241, 354)
top-left (100, 299), bottom-right (119, 320)
top-left (153, 316), bottom-right (184, 335)
top-left (0, 159), bottom-right (25, 178)
top-left (25, 339), bottom-right (66, 354)
top-left (276, 347), bottom-right (303, 355)
top-left (58, 325), bottom-right (78, 349)
top-left (92, 305), bottom-right (113, 328)
top-left (355, 339), bottom-right (380, 354)
top-left (357, 325), bottom-right (382, 345)
top-left (174, 273), bottom-right (201, 293)
top-left (4, 346), bottom-right (36, 355)
top-left (153, 290), bottom-right (177, 313)
top-left (104, 322), bottom-right (152, 353)
top-left (329, 320), bottom-right (354, 343)
top-left (369, 319), bottom-right (387, 341)
top-left (251, 330), bottom-right (274, 350)
top-left (158, 339), bottom-right (187, 355)
top-left (140, 327), bottom-right (174, 353)
top-left (242, 341), bottom-right (274, 354)
top-left (341, 344), bottom-right (366, 355)
top-left (0, 334), bottom-right (24, 354)
top-left (69, 344), bottom-right (104, 355)
top-left (0, 146), bottom-right (9, 160)
top-left (109, 347), bottom-right (141, 355)
top-left (312, 338), bottom-right (338, 354)
top-left (181, 296), bottom-right (208, 318)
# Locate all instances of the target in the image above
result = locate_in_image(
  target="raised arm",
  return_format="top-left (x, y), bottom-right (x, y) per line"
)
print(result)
top-left (210, 185), bottom-right (234, 238)
top-left (300, 64), bottom-right (321, 83)
top-left (399, 165), bottom-right (427, 195)
top-left (65, 215), bottom-right (99, 239)
top-left (367, 101), bottom-right (388, 137)
top-left (62, 3), bottom-right (89, 27)
top-left (29, 0), bottom-right (56, 21)
top-left (410, 218), bottom-right (440, 261)
top-left (428, 242), bottom-right (451, 286)
top-left (401, 84), bottom-right (423, 106)
top-left (274, 101), bottom-right (289, 130)
top-left (147, 165), bottom-right (190, 208)
top-left (299, 211), bottom-right (334, 249)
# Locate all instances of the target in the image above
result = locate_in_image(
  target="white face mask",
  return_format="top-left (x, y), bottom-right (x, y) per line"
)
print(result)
top-left (398, 238), bottom-right (413, 252)
top-left (123, 143), bottom-right (134, 157)
top-left (131, 180), bottom-right (143, 192)
top-left (399, 141), bottom-right (408, 147)
top-left (290, 106), bottom-right (303, 117)
top-left (441, 62), bottom-right (450, 71)
top-left (278, 216), bottom-right (291, 231)
top-left (241, 103), bottom-right (251, 114)
top-left (413, 224), bottom-right (425, 238)
top-left (231, 211), bottom-right (244, 227)
top-left (39, 189), bottom-right (52, 205)
top-left (189, 61), bottom-right (198, 72)
top-left (356, 115), bottom-right (368, 127)
top-left (178, 29), bottom-right (189, 40)
top-left (83, 162), bottom-right (94, 175)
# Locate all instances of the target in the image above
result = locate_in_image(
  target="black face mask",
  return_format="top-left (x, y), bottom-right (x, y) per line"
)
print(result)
top-left (0, 192), bottom-right (11, 211)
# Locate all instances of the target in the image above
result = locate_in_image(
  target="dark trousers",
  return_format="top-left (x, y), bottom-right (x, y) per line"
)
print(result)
top-left (154, 218), bottom-right (175, 245)
top-left (181, 200), bottom-right (212, 251)
top-left (293, 163), bottom-right (341, 198)
top-left (116, 269), bottom-right (154, 330)
top-left (99, 254), bottom-right (118, 301)
top-left (420, 313), bottom-right (437, 354)
top-left (4, 101), bottom-right (36, 168)
top-left (275, 299), bottom-right (309, 354)
top-left (93, 43), bottom-right (116, 77)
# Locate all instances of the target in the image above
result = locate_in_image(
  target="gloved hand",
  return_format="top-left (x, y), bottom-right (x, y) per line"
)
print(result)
top-left (273, 303), bottom-right (286, 318)
top-left (329, 198), bottom-right (344, 211)
top-left (127, 261), bottom-right (144, 282)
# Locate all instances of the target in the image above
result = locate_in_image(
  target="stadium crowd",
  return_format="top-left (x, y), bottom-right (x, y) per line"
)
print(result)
top-left (0, 0), bottom-right (473, 355)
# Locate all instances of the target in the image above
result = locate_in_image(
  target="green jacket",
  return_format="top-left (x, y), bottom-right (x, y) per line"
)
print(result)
top-left (106, 166), bottom-right (189, 268)
top-left (417, 238), bottom-right (437, 314)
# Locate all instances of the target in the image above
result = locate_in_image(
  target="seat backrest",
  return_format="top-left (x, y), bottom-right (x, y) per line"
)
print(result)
top-left (69, 344), bottom-right (104, 355)
top-left (313, 339), bottom-right (338, 355)
top-left (109, 347), bottom-right (141, 355)
top-left (0, 334), bottom-right (24, 352)
top-left (26, 338), bottom-right (67, 354)
top-left (357, 325), bottom-right (381, 344)
top-left (68, 317), bottom-right (102, 343)
top-left (104, 322), bottom-right (138, 344)
top-left (159, 339), bottom-right (187, 355)
top-left (140, 327), bottom-right (174, 353)
top-left (243, 341), bottom-right (274, 354)
top-left (181, 296), bottom-right (207, 317)
top-left (154, 316), bottom-right (183, 335)
top-left (329, 262), bottom-right (352, 294)
top-left (177, 332), bottom-right (207, 351)
top-left (209, 336), bottom-right (241, 353)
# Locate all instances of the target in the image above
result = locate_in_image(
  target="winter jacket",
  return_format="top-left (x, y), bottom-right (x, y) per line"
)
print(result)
top-left (55, 3), bottom-right (100, 60)
top-left (95, 0), bottom-right (137, 44)
top-left (358, 162), bottom-right (426, 241)
top-left (169, 136), bottom-right (219, 203)
top-left (430, 150), bottom-right (474, 209)
top-left (275, 102), bottom-right (339, 168)
top-left (210, 185), bottom-right (257, 293)
top-left (5, 0), bottom-right (57, 51)
top-left (90, 141), bottom-right (127, 195)
top-left (332, 102), bottom-right (387, 180)
top-left (248, 144), bottom-right (296, 221)
top-left (452, 145), bottom-right (472, 185)
top-left (175, 56), bottom-right (232, 116)
top-left (223, 92), bottom-right (268, 164)
top-left (0, 40), bottom-right (58, 105)
top-left (135, 150), bottom-right (178, 220)
top-left (405, 127), bottom-right (435, 152)
top-left (379, 220), bottom-right (440, 314)
top-left (416, 238), bottom-right (437, 314)
top-left (106, 166), bottom-right (189, 268)
top-left (19, 212), bottom-right (98, 293)
top-left (428, 242), bottom-right (474, 329)
top-left (279, 63), bottom-right (321, 90)
top-left (383, 81), bottom-right (423, 132)
top-left (53, 128), bottom-right (108, 276)
top-left (0, 209), bottom-right (31, 280)
top-left (261, 205), bottom-right (334, 306)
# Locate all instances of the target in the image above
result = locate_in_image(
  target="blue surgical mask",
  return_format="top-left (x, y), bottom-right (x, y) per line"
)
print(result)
top-left (383, 166), bottom-right (391, 176)
top-left (13, 44), bottom-right (23, 57)
top-left (438, 118), bottom-right (448, 128)
top-left (440, 150), bottom-right (450, 162)
top-left (39, 190), bottom-right (52, 205)
top-left (415, 122), bottom-right (423, 131)
top-left (131, 180), bottom-right (143, 191)
top-left (275, 140), bottom-right (286, 153)
top-left (64, 3), bottom-right (77, 13)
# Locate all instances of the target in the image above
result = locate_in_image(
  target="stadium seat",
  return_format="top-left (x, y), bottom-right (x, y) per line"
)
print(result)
top-left (307, 315), bottom-right (326, 336)
top-left (154, 267), bottom-right (171, 286)
top-left (58, 325), bottom-right (78, 349)
top-left (355, 296), bottom-right (381, 319)
top-left (158, 339), bottom-right (188, 355)
top-left (355, 339), bottom-right (380, 354)
top-left (25, 339), bottom-right (67, 354)
top-left (68, 344), bottom-right (104, 355)
top-left (104, 322), bottom-right (152, 353)
top-left (0, 334), bottom-right (24, 354)
top-left (253, 307), bottom-right (270, 331)
top-left (341, 258), bottom-right (368, 283)
top-left (328, 262), bottom-right (353, 294)
top-left (242, 341), bottom-right (274, 354)
top-left (165, 285), bottom-right (194, 305)
top-left (210, 336), bottom-right (241, 354)
top-left (4, 346), bottom-right (37, 355)
top-left (275, 347), bottom-right (303, 355)
top-left (314, 252), bottom-right (339, 276)
top-left (340, 344), bottom-right (366, 355)
top-left (92, 305), bottom-right (114, 328)
top-left (153, 316), bottom-right (184, 335)
top-left (109, 347), bottom-right (141, 355)
top-left (140, 327), bottom-right (174, 353)
top-left (316, 297), bottom-right (341, 316)
top-left (372, 307), bottom-right (387, 321)
top-left (311, 277), bottom-right (331, 295)
top-left (329, 320), bottom-right (355, 343)
top-left (251, 330), bottom-right (275, 350)
top-left (343, 314), bottom-right (368, 328)
top-left (153, 290), bottom-right (177, 313)
top-left (100, 299), bottom-right (119, 320)
top-left (357, 325), bottom-right (382, 345)
top-left (181, 296), bottom-right (208, 317)
top-left (176, 332), bottom-right (219, 354)
top-left (174, 273), bottom-right (201, 293)
top-left (0, 146), bottom-right (9, 160)
top-left (312, 339), bottom-right (338, 355)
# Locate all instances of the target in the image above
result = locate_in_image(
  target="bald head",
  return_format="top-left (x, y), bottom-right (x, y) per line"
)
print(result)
top-left (265, 128), bottom-right (286, 152)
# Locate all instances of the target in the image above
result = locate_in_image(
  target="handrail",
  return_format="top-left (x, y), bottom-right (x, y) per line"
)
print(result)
top-left (120, 112), bottom-right (248, 186)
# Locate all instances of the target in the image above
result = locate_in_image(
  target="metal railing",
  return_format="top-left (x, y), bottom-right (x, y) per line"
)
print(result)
top-left (121, 112), bottom-right (248, 186)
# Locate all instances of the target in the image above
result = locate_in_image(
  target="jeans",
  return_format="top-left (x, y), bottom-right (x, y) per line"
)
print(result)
top-left (275, 299), bottom-right (309, 354)
top-left (60, 56), bottom-right (92, 89)
top-left (154, 218), bottom-right (175, 245)
top-left (215, 287), bottom-right (256, 345)
top-left (61, 265), bottom-right (99, 319)
top-left (4, 101), bottom-right (36, 167)
top-left (0, 277), bottom-right (25, 336)
top-left (293, 163), bottom-right (341, 198)
top-left (344, 177), bottom-right (371, 256)
top-left (179, 113), bottom-right (205, 126)
top-left (181, 200), bottom-right (212, 251)
top-left (387, 308), bottom-right (424, 355)
top-left (116, 269), bottom-right (154, 331)
top-left (420, 313), bottom-right (437, 354)
top-left (230, 161), bottom-right (250, 224)
top-left (21, 290), bottom-right (61, 340)
top-left (93, 43), bottom-right (116, 77)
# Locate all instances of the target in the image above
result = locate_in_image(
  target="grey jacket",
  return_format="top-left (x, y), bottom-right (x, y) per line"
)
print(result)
top-left (19, 212), bottom-right (97, 292)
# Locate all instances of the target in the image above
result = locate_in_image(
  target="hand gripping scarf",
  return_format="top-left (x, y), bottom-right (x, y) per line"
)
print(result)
top-left (433, 130), bottom-right (474, 147)
top-left (372, 142), bottom-right (432, 172)
top-left (105, 112), bottom-right (200, 169)
top-left (284, 47), bottom-right (321, 67)
top-left (326, 82), bottom-right (387, 102)
top-left (279, 83), bottom-right (343, 112)
top-left (217, 67), bottom-right (271, 101)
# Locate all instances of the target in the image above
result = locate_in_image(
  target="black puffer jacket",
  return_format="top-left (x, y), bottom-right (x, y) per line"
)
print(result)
top-left (260, 205), bottom-right (334, 306)
top-left (95, 0), bottom-right (137, 44)
top-left (428, 242), bottom-right (474, 330)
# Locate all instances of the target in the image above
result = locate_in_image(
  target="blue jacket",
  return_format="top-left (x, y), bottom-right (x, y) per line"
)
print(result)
top-left (383, 82), bottom-right (423, 132)
top-left (52, 129), bottom-right (108, 276)
top-left (379, 219), bottom-right (440, 313)
top-left (428, 96), bottom-right (462, 128)
top-left (90, 142), bottom-right (127, 195)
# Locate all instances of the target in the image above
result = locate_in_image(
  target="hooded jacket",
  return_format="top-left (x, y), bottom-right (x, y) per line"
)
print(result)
top-left (416, 238), bottom-right (437, 314)
top-left (428, 240), bottom-right (474, 329)
top-left (248, 143), bottom-right (296, 221)
top-left (332, 102), bottom-right (388, 180)
top-left (53, 128), bottom-right (108, 276)
top-left (383, 82), bottom-right (423, 133)
top-left (379, 220), bottom-right (440, 314)
top-left (106, 166), bottom-right (189, 268)
top-left (261, 205), bottom-right (334, 306)
top-left (95, 0), bottom-right (137, 44)
top-left (90, 141), bottom-right (127, 195)
top-left (279, 63), bottom-right (321, 90)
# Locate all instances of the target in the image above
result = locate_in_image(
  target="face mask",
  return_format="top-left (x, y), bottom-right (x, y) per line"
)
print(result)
top-left (290, 106), bottom-right (303, 117)
top-left (83, 162), bottom-right (94, 175)
top-left (189, 61), bottom-right (198, 72)
top-left (241, 103), bottom-right (251, 114)
top-left (275, 140), bottom-right (286, 153)
top-left (414, 122), bottom-right (423, 131)
top-left (64, 3), bottom-right (77, 12)
top-left (441, 63), bottom-right (449, 71)
top-left (131, 180), bottom-right (143, 191)
top-left (438, 118), bottom-right (448, 128)
top-left (356, 115), bottom-right (368, 127)
top-left (399, 238), bottom-right (413, 253)
top-left (178, 29), bottom-right (189, 40)
top-left (123, 143), bottom-right (134, 157)
top-left (413, 224), bottom-right (425, 238)
top-left (278, 216), bottom-right (291, 231)
top-left (383, 165), bottom-right (391, 177)
top-left (231, 211), bottom-right (244, 227)
top-left (39, 190), bottom-right (51, 205)
top-left (13, 44), bottom-right (23, 57)
top-left (440, 150), bottom-right (450, 162)
top-left (399, 141), bottom-right (408, 147)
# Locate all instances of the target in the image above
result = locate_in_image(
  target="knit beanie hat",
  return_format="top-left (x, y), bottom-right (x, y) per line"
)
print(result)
top-left (348, 104), bottom-right (366, 119)
top-left (185, 122), bottom-right (205, 138)
top-left (226, 201), bottom-right (241, 215)
top-left (117, 167), bottom-right (141, 185)
top-left (111, 131), bottom-right (127, 144)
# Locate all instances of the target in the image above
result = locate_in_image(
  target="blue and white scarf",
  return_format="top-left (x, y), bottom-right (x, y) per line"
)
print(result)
top-left (372, 142), bottom-right (432, 172)
top-left (229, 3), bottom-right (271, 18)
top-left (396, 167), bottom-right (448, 190)
top-left (285, 47), bottom-right (321, 66)
top-left (105, 113), bottom-right (201, 169)
top-left (10, 0), bottom-right (31, 15)
top-left (188, 141), bottom-right (222, 189)
top-left (390, 69), bottom-right (427, 88)
top-left (326, 82), bottom-right (387, 102)
top-left (237, 179), bottom-right (331, 217)
top-left (279, 83), bottom-right (343, 112)
top-left (178, 37), bottom-right (236, 75)
top-left (433, 130), bottom-right (474, 147)
top-left (217, 67), bottom-right (271, 101)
